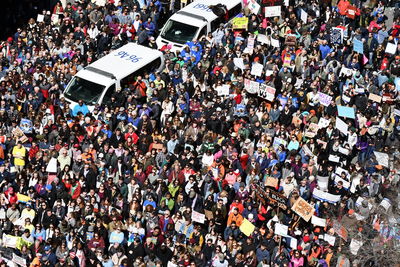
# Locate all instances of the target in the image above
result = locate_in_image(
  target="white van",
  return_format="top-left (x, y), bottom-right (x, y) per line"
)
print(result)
top-left (156, 0), bottom-right (243, 52)
top-left (63, 43), bottom-right (164, 110)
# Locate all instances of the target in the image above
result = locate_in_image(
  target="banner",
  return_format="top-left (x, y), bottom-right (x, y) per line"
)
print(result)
top-left (265, 6), bottom-right (281, 17)
top-left (191, 210), bottom-right (206, 224)
top-left (232, 17), bottom-right (248, 30)
top-left (312, 189), bottom-right (341, 203)
top-left (17, 193), bottom-right (31, 203)
top-left (291, 197), bottom-right (314, 222)
top-left (258, 84), bottom-right (276, 101)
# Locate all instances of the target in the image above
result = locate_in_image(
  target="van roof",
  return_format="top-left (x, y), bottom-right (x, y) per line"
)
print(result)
top-left (83, 43), bottom-right (162, 81)
top-left (177, 0), bottom-right (242, 23)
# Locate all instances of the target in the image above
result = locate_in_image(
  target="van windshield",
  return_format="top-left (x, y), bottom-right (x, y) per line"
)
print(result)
top-left (64, 77), bottom-right (106, 104)
top-left (161, 20), bottom-right (199, 44)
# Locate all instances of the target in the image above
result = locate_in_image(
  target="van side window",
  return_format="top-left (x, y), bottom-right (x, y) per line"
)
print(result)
top-left (120, 57), bottom-right (162, 89)
top-left (199, 26), bottom-right (207, 39)
top-left (102, 84), bottom-right (116, 105)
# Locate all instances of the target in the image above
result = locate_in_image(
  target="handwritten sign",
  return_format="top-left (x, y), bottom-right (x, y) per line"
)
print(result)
top-left (368, 93), bottom-right (382, 103)
top-left (251, 63), bottom-right (263, 77)
top-left (232, 17), bottom-right (248, 30)
top-left (247, 0), bottom-right (261, 14)
top-left (317, 92), bottom-right (332, 107)
top-left (191, 210), bottom-right (206, 224)
top-left (12, 253), bottom-right (27, 267)
top-left (311, 216), bottom-right (327, 227)
top-left (265, 177), bottom-right (279, 188)
top-left (291, 197), bottom-right (314, 222)
top-left (265, 6), bottom-right (281, 17)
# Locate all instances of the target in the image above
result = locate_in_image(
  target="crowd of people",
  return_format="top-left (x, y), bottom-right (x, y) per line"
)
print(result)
top-left (0, 0), bottom-right (400, 266)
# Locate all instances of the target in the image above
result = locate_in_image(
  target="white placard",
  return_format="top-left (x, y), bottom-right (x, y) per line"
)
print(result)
top-left (37, 14), bottom-right (44, 22)
top-left (251, 63), bottom-right (263, 77)
top-left (380, 198), bottom-right (391, 211)
top-left (46, 157), bottom-right (58, 173)
top-left (300, 9), bottom-right (308, 23)
top-left (335, 117), bottom-right (348, 135)
top-left (216, 85), bottom-right (230, 96)
top-left (271, 38), bottom-right (280, 47)
top-left (247, 0), bottom-right (261, 14)
top-left (257, 34), bottom-right (270, 45)
top-left (0, 209), bottom-right (5, 219)
top-left (290, 237), bottom-right (297, 249)
top-left (374, 151), bottom-right (389, 168)
top-left (385, 42), bottom-right (397, 54)
top-left (12, 253), bottom-right (26, 267)
top-left (274, 223), bottom-right (288, 237)
top-left (338, 147), bottom-right (350, 155)
top-left (317, 175), bottom-right (329, 191)
top-left (328, 155), bottom-right (340, 163)
top-left (191, 210), bottom-right (205, 224)
top-left (318, 117), bottom-right (330, 128)
top-left (311, 216), bottom-right (327, 227)
top-left (350, 239), bottom-right (363, 255)
top-left (265, 6), bottom-right (281, 17)
top-left (234, 58), bottom-right (245, 70)
top-left (324, 234), bottom-right (336, 246)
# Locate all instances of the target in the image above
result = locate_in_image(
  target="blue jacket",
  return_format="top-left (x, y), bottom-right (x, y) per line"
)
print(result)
top-left (72, 103), bottom-right (89, 116)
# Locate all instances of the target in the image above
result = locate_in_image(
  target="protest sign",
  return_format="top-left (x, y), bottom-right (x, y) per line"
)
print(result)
top-left (51, 14), bottom-right (59, 24)
top-left (20, 119), bottom-right (33, 134)
top-left (3, 234), bottom-right (18, 248)
top-left (265, 177), bottom-right (279, 188)
top-left (271, 38), bottom-right (280, 47)
top-left (317, 139), bottom-right (327, 149)
top-left (12, 253), bottom-right (26, 266)
top-left (350, 239), bottom-right (363, 255)
top-left (328, 155), bottom-right (340, 163)
top-left (292, 197), bottom-right (315, 222)
top-left (239, 218), bottom-right (255, 236)
top-left (234, 57), bottom-right (245, 70)
top-left (247, 36), bottom-right (255, 51)
top-left (379, 198), bottom-right (391, 211)
top-left (318, 117), bottom-right (330, 128)
top-left (324, 234), bottom-right (336, 246)
top-left (37, 14), bottom-right (44, 23)
top-left (311, 216), bottom-right (327, 227)
top-left (289, 237), bottom-right (297, 249)
top-left (368, 93), bottom-right (382, 103)
top-left (300, 9), bottom-right (307, 23)
top-left (337, 106), bottom-right (355, 119)
top-left (254, 184), bottom-right (288, 210)
top-left (246, 0), bottom-right (261, 14)
top-left (46, 157), bottom-right (58, 173)
top-left (385, 42), bottom-right (397, 54)
top-left (272, 137), bottom-right (287, 150)
top-left (191, 210), bottom-right (206, 224)
top-left (251, 63), bottom-right (263, 77)
top-left (244, 79), bottom-right (259, 94)
top-left (312, 189), bottom-right (341, 203)
top-left (258, 84), bottom-right (276, 101)
top-left (338, 147), bottom-right (350, 155)
top-left (355, 197), bottom-right (372, 210)
top-left (274, 223), bottom-right (288, 237)
top-left (334, 176), bottom-right (350, 189)
top-left (333, 220), bottom-right (348, 241)
top-left (305, 123), bottom-right (319, 138)
top-left (232, 17), bottom-right (248, 30)
top-left (317, 92), bottom-right (332, 107)
top-left (265, 6), bottom-right (281, 17)
top-left (394, 109), bottom-right (400, 117)
top-left (395, 77), bottom-right (400, 91)
top-left (353, 39), bottom-right (363, 54)
top-left (373, 151), bottom-right (389, 168)
top-left (302, 145), bottom-right (314, 157)
top-left (217, 85), bottom-right (230, 96)
top-left (316, 176), bottom-right (329, 191)
top-left (335, 117), bottom-right (348, 135)
top-left (331, 27), bottom-right (344, 44)
top-left (257, 34), bottom-right (270, 45)
top-left (0, 209), bottom-right (5, 220)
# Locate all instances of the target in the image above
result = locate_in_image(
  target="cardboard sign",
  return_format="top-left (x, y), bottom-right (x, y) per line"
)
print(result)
top-left (291, 197), bottom-right (315, 222)
top-left (239, 218), bottom-right (255, 236)
top-left (232, 17), bottom-right (249, 30)
top-left (216, 85), bottom-right (230, 96)
top-left (191, 210), bottom-right (206, 224)
top-left (46, 157), bottom-right (58, 173)
top-left (258, 84), bottom-right (276, 101)
top-left (368, 93), bottom-right (382, 103)
top-left (265, 6), bottom-right (281, 17)
top-left (274, 223), bottom-right (288, 237)
top-left (305, 123), bottom-right (319, 138)
top-left (265, 177), bottom-right (279, 188)
top-left (272, 137), bottom-right (287, 150)
top-left (318, 92), bottom-right (332, 107)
